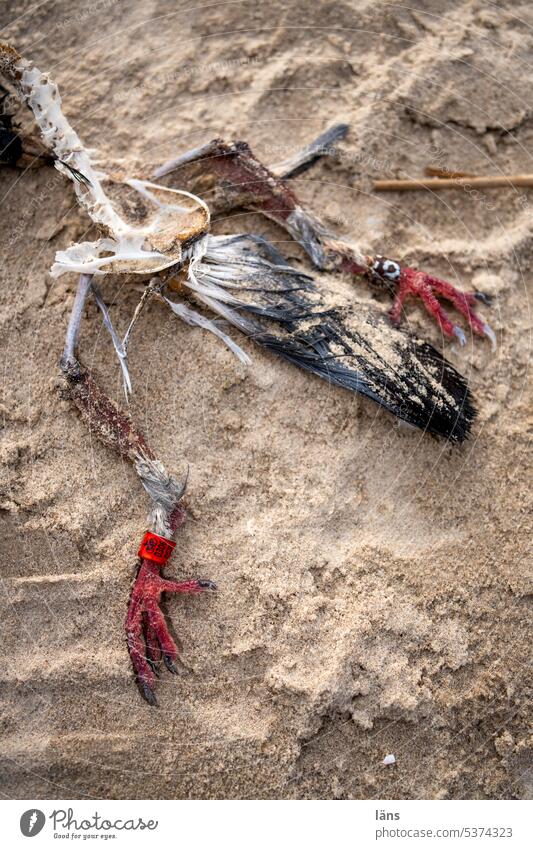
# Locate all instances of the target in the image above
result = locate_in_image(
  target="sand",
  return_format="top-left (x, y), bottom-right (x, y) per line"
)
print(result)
top-left (0, 0), bottom-right (531, 799)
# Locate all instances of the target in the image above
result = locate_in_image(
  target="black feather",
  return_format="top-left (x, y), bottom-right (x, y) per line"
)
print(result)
top-left (196, 235), bottom-right (476, 443)
top-left (0, 126), bottom-right (21, 165)
top-left (253, 316), bottom-right (475, 443)
top-left (57, 159), bottom-right (92, 187)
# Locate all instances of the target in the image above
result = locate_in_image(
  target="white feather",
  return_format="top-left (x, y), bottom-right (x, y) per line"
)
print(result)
top-left (164, 298), bottom-right (252, 365)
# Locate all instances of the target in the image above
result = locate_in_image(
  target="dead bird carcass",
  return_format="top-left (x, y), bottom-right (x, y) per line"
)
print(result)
top-left (0, 43), bottom-right (493, 703)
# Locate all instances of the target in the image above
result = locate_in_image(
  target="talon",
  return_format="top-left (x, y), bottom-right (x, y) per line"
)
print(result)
top-left (163, 654), bottom-right (179, 674)
top-left (474, 291), bottom-right (493, 306)
top-left (146, 657), bottom-right (161, 676)
top-left (126, 557), bottom-right (215, 703)
top-left (198, 579), bottom-right (217, 591)
top-left (387, 263), bottom-right (492, 343)
top-left (452, 325), bottom-right (467, 347)
top-left (140, 682), bottom-right (158, 706)
top-left (483, 322), bottom-right (497, 352)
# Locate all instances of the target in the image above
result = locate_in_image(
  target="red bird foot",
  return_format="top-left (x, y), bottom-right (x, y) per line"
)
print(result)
top-left (126, 557), bottom-right (216, 705)
top-left (369, 256), bottom-right (496, 349)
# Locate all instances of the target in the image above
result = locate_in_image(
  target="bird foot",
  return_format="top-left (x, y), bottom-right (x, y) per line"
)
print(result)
top-left (370, 257), bottom-right (496, 349)
top-left (125, 557), bottom-right (216, 705)
top-left (156, 134), bottom-right (496, 349)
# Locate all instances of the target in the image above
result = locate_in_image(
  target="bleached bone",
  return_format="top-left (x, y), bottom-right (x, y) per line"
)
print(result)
top-left (0, 43), bottom-right (210, 276)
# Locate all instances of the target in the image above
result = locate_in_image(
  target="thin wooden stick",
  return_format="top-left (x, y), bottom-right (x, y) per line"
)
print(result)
top-left (424, 166), bottom-right (476, 179)
top-left (374, 174), bottom-right (533, 191)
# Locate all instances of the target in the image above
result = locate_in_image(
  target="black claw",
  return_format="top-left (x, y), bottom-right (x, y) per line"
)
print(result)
top-left (139, 681), bottom-right (158, 706)
top-left (163, 655), bottom-right (179, 674)
top-left (474, 291), bottom-right (493, 305)
top-left (146, 657), bottom-right (161, 676)
top-left (198, 579), bottom-right (217, 591)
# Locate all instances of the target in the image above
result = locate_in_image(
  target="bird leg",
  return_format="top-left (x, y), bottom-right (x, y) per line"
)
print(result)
top-left (125, 505), bottom-right (216, 705)
top-left (155, 130), bottom-right (494, 345)
top-left (61, 274), bottom-right (216, 705)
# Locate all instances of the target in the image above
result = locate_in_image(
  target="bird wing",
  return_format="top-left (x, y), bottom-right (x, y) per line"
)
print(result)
top-left (175, 233), bottom-right (475, 443)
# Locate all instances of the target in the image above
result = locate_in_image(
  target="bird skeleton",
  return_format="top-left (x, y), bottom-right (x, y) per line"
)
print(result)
top-left (0, 43), bottom-right (494, 703)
